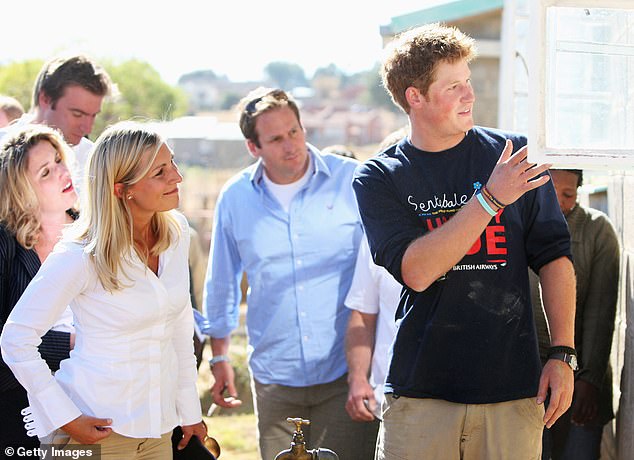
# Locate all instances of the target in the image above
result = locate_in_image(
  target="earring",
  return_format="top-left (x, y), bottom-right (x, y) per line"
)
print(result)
top-left (127, 195), bottom-right (133, 200)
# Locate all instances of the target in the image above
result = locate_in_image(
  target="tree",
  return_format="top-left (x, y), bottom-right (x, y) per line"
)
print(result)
top-left (0, 60), bottom-right (45, 110)
top-left (312, 63), bottom-right (346, 81)
top-left (264, 61), bottom-right (308, 90)
top-left (359, 64), bottom-right (399, 112)
top-left (311, 64), bottom-right (347, 100)
top-left (96, 59), bottom-right (188, 136)
top-left (177, 69), bottom-right (218, 85)
top-left (219, 92), bottom-right (242, 110)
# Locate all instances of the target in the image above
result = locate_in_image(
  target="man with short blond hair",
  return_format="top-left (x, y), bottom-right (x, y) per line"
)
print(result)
top-left (353, 23), bottom-right (576, 459)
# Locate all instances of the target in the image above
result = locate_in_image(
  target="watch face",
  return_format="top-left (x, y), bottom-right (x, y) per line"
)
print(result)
top-left (548, 352), bottom-right (579, 371)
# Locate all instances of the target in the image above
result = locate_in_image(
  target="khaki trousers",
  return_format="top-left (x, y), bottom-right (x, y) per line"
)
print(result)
top-left (42, 430), bottom-right (172, 460)
top-left (376, 395), bottom-right (545, 460)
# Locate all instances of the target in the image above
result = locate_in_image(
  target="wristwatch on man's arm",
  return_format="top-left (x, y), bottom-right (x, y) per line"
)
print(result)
top-left (547, 346), bottom-right (579, 371)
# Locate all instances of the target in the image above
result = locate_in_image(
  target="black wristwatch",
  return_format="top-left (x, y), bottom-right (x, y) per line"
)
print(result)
top-left (547, 346), bottom-right (579, 371)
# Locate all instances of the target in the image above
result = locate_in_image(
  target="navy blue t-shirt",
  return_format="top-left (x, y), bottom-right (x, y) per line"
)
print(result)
top-left (353, 126), bottom-right (571, 404)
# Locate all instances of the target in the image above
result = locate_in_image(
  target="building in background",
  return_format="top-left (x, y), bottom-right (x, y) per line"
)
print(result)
top-left (147, 116), bottom-right (249, 169)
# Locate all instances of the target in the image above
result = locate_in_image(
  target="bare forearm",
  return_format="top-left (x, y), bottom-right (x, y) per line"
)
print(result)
top-left (402, 141), bottom-right (551, 292)
top-left (345, 311), bottom-right (377, 383)
top-left (402, 197), bottom-right (493, 291)
top-left (540, 257), bottom-right (576, 347)
top-left (210, 336), bottom-right (230, 356)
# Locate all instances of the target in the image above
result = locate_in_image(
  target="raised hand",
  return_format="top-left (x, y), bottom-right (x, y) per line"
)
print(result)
top-left (486, 140), bottom-right (552, 206)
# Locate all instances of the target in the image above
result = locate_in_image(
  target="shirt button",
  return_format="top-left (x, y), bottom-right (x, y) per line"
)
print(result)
top-left (298, 285), bottom-right (304, 291)
top-left (303, 336), bottom-right (309, 341)
top-left (300, 311), bottom-right (306, 317)
top-left (296, 259), bottom-right (303, 266)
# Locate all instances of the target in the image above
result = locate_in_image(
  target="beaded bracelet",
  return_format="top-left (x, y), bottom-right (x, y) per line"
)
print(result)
top-left (481, 185), bottom-right (506, 210)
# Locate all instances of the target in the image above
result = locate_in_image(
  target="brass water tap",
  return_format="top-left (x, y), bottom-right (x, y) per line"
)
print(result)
top-left (274, 418), bottom-right (338, 460)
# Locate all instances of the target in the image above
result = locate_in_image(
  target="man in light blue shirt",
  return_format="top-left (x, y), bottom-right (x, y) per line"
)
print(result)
top-left (199, 87), bottom-right (366, 459)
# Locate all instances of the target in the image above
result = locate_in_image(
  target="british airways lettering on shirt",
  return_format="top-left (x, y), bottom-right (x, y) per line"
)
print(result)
top-left (408, 191), bottom-right (508, 268)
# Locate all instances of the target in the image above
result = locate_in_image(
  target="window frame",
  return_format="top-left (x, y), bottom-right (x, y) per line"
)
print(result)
top-left (528, 0), bottom-right (634, 168)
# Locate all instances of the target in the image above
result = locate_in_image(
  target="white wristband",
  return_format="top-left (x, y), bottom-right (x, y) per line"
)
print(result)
top-left (475, 189), bottom-right (497, 217)
top-left (208, 354), bottom-right (230, 367)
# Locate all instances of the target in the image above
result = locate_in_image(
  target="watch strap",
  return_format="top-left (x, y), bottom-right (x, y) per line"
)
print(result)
top-left (547, 345), bottom-right (576, 357)
top-left (548, 352), bottom-right (579, 371)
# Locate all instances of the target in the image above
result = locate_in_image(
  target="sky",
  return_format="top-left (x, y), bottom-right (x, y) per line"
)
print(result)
top-left (3, 0), bottom-right (429, 85)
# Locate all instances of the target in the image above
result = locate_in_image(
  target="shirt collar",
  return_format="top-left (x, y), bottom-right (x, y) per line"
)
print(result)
top-left (249, 143), bottom-right (332, 187)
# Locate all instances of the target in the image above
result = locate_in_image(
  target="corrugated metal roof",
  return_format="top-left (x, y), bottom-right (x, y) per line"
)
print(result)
top-left (384, 0), bottom-right (504, 35)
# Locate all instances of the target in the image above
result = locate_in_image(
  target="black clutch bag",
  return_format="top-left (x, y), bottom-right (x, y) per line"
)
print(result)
top-left (171, 426), bottom-right (217, 460)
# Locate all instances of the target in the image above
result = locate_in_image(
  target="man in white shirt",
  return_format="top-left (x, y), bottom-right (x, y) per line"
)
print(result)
top-left (344, 236), bottom-right (402, 454)
top-left (0, 54), bottom-right (112, 191)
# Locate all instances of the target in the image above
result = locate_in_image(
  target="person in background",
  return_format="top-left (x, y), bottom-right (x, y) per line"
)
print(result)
top-left (199, 87), bottom-right (366, 459)
top-left (0, 54), bottom-right (112, 191)
top-left (342, 131), bottom-right (407, 457)
top-left (344, 235), bottom-right (402, 457)
top-left (353, 23), bottom-right (576, 459)
top-left (0, 125), bottom-right (78, 452)
top-left (1, 121), bottom-right (206, 458)
top-left (377, 126), bottom-right (408, 151)
top-left (0, 95), bottom-right (24, 128)
top-left (322, 144), bottom-right (357, 160)
top-left (542, 169), bottom-right (620, 460)
top-left (188, 224), bottom-right (208, 368)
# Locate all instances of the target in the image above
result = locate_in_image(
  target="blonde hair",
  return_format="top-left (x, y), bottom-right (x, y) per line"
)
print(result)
top-left (0, 124), bottom-right (73, 248)
top-left (381, 23), bottom-right (477, 113)
top-left (68, 121), bottom-right (178, 292)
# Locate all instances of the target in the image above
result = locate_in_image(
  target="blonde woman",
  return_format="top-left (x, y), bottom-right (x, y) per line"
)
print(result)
top-left (1, 121), bottom-right (205, 459)
top-left (0, 125), bottom-right (78, 452)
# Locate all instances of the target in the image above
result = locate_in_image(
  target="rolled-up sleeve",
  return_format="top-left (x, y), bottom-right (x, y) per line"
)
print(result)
top-left (353, 161), bottom-right (423, 285)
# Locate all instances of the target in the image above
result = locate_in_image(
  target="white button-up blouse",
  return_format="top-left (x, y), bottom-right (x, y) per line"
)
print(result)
top-left (0, 211), bottom-right (202, 438)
